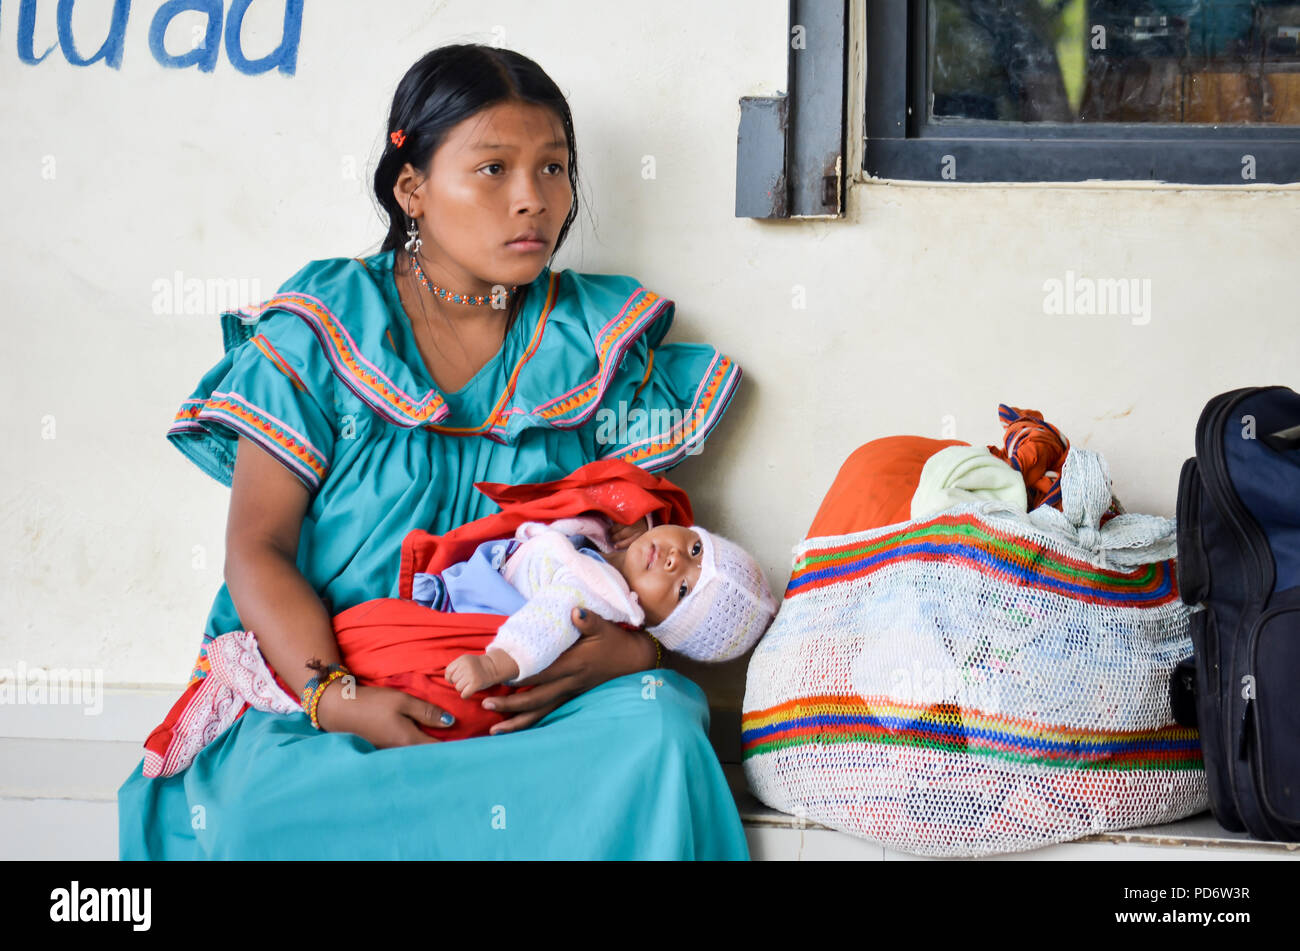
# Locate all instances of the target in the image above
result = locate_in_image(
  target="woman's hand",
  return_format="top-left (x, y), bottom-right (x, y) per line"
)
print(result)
top-left (480, 607), bottom-right (657, 735)
top-left (315, 680), bottom-right (455, 749)
top-left (608, 515), bottom-right (651, 550)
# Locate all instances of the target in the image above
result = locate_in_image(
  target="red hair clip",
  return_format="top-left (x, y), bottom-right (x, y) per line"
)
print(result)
top-left (390, 129), bottom-right (406, 148)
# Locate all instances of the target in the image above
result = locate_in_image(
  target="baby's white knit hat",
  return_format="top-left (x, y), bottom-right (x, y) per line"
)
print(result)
top-left (647, 526), bottom-right (778, 662)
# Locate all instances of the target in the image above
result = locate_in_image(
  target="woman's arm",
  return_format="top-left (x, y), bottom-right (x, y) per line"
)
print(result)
top-left (225, 436), bottom-right (342, 698)
top-left (225, 435), bottom-right (453, 747)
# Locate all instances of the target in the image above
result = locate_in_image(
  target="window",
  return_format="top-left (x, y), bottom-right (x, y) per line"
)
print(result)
top-left (866, 0), bottom-right (1300, 182)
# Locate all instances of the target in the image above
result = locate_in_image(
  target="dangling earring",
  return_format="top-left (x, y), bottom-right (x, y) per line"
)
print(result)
top-left (405, 214), bottom-right (422, 254)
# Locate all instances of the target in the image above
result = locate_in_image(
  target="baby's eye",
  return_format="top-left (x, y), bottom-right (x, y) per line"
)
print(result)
top-left (691, 541), bottom-right (702, 557)
top-left (678, 580), bottom-right (689, 600)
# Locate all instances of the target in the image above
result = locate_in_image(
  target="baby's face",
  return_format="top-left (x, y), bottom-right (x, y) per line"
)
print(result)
top-left (620, 524), bottom-right (704, 626)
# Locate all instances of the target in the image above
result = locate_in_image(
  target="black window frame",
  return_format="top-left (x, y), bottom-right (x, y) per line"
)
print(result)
top-left (865, 0), bottom-right (1300, 184)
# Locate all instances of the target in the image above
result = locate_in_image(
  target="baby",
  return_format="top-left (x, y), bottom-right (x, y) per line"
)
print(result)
top-left (437, 514), bottom-right (778, 697)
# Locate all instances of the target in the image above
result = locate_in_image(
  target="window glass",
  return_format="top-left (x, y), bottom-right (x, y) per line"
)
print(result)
top-left (930, 0), bottom-right (1300, 124)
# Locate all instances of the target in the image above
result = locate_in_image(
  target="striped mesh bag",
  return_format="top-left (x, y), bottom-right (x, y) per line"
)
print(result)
top-left (742, 449), bottom-right (1208, 857)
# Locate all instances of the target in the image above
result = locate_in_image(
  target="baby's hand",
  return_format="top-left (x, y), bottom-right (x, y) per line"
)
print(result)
top-left (446, 650), bottom-right (517, 699)
top-left (446, 653), bottom-right (483, 699)
top-left (609, 515), bottom-right (650, 550)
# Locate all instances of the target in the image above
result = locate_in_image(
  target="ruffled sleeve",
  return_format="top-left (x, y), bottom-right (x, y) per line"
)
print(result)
top-left (167, 304), bottom-right (337, 495)
top-left (540, 271), bottom-right (742, 473)
top-left (592, 339), bottom-right (742, 472)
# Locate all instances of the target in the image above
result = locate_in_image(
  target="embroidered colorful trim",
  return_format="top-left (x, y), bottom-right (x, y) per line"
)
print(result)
top-left (221, 271), bottom-right (715, 452)
top-left (532, 287), bottom-right (671, 426)
top-left (228, 292), bottom-right (453, 428)
top-left (741, 694), bottom-right (1203, 770)
top-left (185, 636), bottom-right (215, 687)
top-left (784, 516), bottom-right (1179, 607)
top-left (170, 391), bottom-right (329, 491)
top-left (229, 274), bottom-right (559, 435)
top-left (605, 352), bottom-right (742, 472)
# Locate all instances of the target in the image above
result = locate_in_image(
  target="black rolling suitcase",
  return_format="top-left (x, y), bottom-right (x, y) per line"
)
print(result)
top-left (1174, 385), bottom-right (1300, 841)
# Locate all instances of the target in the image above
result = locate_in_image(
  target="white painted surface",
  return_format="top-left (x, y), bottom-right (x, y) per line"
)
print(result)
top-left (3, 0), bottom-right (1298, 860)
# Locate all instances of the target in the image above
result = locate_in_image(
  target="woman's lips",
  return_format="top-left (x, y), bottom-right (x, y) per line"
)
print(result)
top-left (505, 240), bottom-right (546, 252)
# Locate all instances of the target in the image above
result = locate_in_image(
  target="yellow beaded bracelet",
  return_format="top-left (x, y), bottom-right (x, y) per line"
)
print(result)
top-left (300, 665), bottom-right (342, 710)
top-left (308, 669), bottom-right (348, 730)
top-left (301, 666), bottom-right (350, 730)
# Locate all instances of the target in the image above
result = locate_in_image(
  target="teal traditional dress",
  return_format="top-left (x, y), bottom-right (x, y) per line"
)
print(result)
top-left (117, 249), bottom-right (748, 859)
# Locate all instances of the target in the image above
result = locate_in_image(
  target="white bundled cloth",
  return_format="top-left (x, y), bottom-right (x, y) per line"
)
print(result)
top-left (910, 445), bottom-right (1028, 519)
top-left (743, 449), bottom-right (1206, 857)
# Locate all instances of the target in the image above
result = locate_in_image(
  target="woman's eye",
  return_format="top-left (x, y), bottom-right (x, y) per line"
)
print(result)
top-left (678, 581), bottom-right (688, 599)
top-left (481, 163), bottom-right (504, 175)
top-left (546, 162), bottom-right (565, 175)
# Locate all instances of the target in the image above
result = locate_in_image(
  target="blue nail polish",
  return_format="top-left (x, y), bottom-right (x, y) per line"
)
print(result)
top-left (578, 608), bottom-right (587, 619)
top-left (440, 712), bottom-right (454, 726)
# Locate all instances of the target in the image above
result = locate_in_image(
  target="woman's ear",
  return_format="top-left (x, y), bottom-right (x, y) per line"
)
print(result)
top-left (392, 162), bottom-right (426, 218)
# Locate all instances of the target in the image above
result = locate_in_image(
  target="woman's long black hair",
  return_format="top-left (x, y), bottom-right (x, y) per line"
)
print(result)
top-left (372, 44), bottom-right (580, 334)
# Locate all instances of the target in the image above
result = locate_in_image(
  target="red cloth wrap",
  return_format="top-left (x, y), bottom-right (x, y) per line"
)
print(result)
top-left (144, 459), bottom-right (694, 761)
top-left (397, 458), bottom-right (694, 600)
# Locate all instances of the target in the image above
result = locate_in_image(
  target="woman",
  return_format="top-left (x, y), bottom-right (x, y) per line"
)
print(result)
top-left (117, 44), bottom-right (748, 859)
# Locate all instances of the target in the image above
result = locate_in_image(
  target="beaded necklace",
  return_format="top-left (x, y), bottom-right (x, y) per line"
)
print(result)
top-left (408, 250), bottom-right (519, 306)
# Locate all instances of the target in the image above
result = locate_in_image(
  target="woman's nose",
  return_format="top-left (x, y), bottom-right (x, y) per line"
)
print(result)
top-left (512, 174), bottom-right (547, 214)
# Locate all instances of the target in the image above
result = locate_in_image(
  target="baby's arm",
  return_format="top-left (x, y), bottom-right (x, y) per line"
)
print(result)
top-left (490, 574), bottom-right (637, 683)
top-left (490, 533), bottom-right (641, 683)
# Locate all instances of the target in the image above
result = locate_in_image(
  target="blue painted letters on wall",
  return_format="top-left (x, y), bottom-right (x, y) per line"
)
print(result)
top-left (148, 0), bottom-right (222, 71)
top-left (8, 0), bottom-right (303, 74)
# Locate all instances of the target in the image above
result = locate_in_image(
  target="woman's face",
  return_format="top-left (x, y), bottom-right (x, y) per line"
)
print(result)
top-left (396, 100), bottom-right (573, 295)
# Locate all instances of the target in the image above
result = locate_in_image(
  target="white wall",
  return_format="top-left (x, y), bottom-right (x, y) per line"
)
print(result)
top-left (2, 0), bottom-right (1296, 690)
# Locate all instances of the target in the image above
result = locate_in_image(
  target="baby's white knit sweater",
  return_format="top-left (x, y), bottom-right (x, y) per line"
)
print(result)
top-left (489, 521), bottom-right (646, 682)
